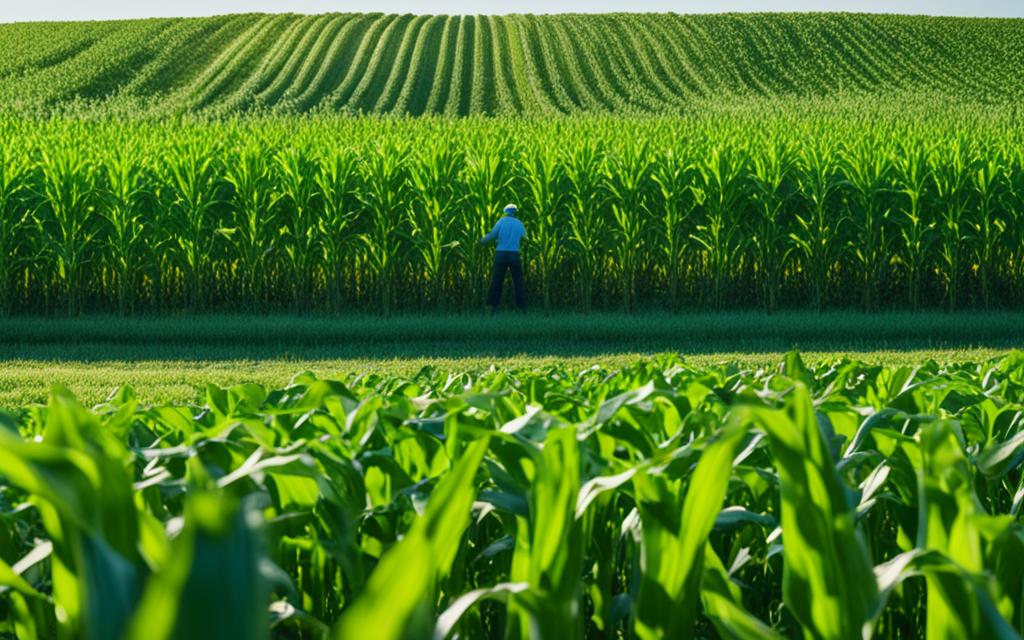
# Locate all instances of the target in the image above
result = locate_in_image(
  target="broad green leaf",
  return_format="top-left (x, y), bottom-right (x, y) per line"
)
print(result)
top-left (126, 493), bottom-right (269, 640)
top-left (754, 383), bottom-right (879, 640)
top-left (333, 437), bottom-right (489, 640)
top-left (701, 541), bottom-right (783, 640)
top-left (633, 416), bottom-right (747, 639)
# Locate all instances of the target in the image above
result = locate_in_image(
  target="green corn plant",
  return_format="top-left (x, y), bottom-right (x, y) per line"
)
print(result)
top-left (751, 382), bottom-right (880, 639)
top-left (505, 426), bottom-right (586, 640)
top-left (0, 144), bottom-right (32, 316)
top-left (966, 157), bottom-right (1006, 309)
top-left (748, 137), bottom-right (796, 314)
top-left (315, 146), bottom-right (362, 312)
top-left (892, 142), bottom-right (934, 311)
top-left (564, 140), bottom-right (606, 313)
top-left (0, 386), bottom-right (277, 640)
top-left (334, 437), bottom-right (490, 639)
top-left (274, 145), bottom-right (322, 311)
top-left (791, 142), bottom-right (846, 312)
top-left (578, 471), bottom-right (632, 636)
top-left (359, 140), bottom-right (411, 315)
top-left (841, 138), bottom-right (893, 312)
top-left (224, 145), bottom-right (277, 311)
top-left (520, 142), bottom-right (565, 313)
top-left (1001, 145), bottom-right (1024, 305)
top-left (700, 542), bottom-right (783, 640)
top-left (650, 148), bottom-right (696, 311)
top-left (692, 145), bottom-right (748, 310)
top-left (99, 142), bottom-right (152, 316)
top-left (125, 491), bottom-right (271, 640)
top-left (0, 388), bottom-right (148, 638)
top-left (930, 140), bottom-right (971, 310)
top-left (908, 420), bottom-right (1019, 639)
top-left (631, 416), bottom-right (747, 639)
top-left (160, 140), bottom-right (222, 312)
top-left (408, 138), bottom-right (463, 309)
top-left (36, 146), bottom-right (99, 316)
top-left (603, 139), bottom-right (652, 313)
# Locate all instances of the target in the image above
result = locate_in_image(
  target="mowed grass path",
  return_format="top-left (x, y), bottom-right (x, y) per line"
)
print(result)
top-left (1, 349), bottom-right (1012, 408)
top-left (0, 311), bottom-right (1020, 406)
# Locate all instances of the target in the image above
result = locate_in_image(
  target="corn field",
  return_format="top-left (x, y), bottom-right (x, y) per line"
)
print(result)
top-left (1, 107), bottom-right (1024, 314)
top-left (1, 352), bottom-right (1023, 638)
top-left (0, 13), bottom-right (1022, 116)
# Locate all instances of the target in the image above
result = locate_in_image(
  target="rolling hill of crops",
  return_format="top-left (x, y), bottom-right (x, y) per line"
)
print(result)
top-left (1, 12), bottom-right (1022, 115)
top-left (3, 353), bottom-right (1024, 638)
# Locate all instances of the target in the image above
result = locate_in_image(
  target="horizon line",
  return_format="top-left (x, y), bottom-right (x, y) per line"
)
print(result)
top-left (3, 9), bottom-right (1023, 25)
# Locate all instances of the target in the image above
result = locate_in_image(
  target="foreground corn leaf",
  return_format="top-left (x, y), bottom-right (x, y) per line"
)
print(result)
top-left (506, 426), bottom-right (586, 640)
top-left (333, 437), bottom-right (490, 639)
top-left (910, 420), bottom-right (1019, 639)
top-left (632, 416), bottom-right (747, 639)
top-left (0, 355), bottom-right (1022, 638)
top-left (701, 541), bottom-right (783, 640)
top-left (754, 383), bottom-right (880, 639)
top-left (125, 492), bottom-right (269, 640)
top-left (873, 549), bottom-right (1017, 640)
top-left (0, 387), bottom-right (145, 639)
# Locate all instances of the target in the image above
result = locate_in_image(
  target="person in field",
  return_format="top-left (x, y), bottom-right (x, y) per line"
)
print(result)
top-left (480, 203), bottom-right (526, 313)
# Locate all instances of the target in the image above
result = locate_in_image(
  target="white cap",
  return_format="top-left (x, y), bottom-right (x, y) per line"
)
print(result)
top-left (503, 203), bottom-right (518, 214)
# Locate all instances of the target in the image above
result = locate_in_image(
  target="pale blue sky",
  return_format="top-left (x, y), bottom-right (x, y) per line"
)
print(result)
top-left (2, 0), bottom-right (1022, 23)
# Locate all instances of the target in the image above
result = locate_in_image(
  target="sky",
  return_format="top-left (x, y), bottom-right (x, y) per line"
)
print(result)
top-left (2, 0), bottom-right (1023, 22)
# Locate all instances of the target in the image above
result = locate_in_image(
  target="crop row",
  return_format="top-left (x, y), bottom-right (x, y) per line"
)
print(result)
top-left (2, 108), bottom-right (1024, 314)
top-left (2, 352), bottom-right (1024, 638)
top-left (1, 12), bottom-right (1022, 115)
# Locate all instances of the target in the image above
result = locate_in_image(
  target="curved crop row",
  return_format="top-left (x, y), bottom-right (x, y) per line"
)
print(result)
top-left (323, 13), bottom-right (395, 109)
top-left (213, 15), bottom-right (310, 111)
top-left (253, 13), bottom-right (341, 108)
top-left (181, 14), bottom-right (291, 110)
top-left (2, 12), bottom-right (1022, 115)
top-left (369, 14), bottom-right (432, 114)
top-left (391, 14), bottom-right (445, 115)
top-left (421, 15), bottom-right (459, 115)
top-left (290, 13), bottom-right (375, 111)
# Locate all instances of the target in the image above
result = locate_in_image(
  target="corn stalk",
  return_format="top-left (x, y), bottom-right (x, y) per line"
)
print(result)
top-left (315, 148), bottom-right (362, 312)
top-left (0, 145), bottom-right (31, 316)
top-left (692, 146), bottom-right (747, 310)
top-left (36, 147), bottom-right (98, 316)
top-left (359, 141), bottom-right (410, 315)
top-left (564, 141), bottom-right (605, 313)
top-left (651, 150), bottom-right (696, 311)
top-left (603, 140), bottom-right (652, 313)
top-left (100, 143), bottom-right (151, 316)
top-left (892, 144), bottom-right (934, 311)
top-left (841, 140), bottom-right (893, 312)
top-left (748, 138), bottom-right (796, 314)
top-left (791, 143), bottom-right (845, 312)
top-left (521, 143), bottom-right (564, 313)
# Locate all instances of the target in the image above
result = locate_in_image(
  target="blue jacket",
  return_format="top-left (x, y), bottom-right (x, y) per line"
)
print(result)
top-left (480, 215), bottom-right (525, 252)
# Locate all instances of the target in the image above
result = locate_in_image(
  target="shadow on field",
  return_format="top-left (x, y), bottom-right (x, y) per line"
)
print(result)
top-left (0, 311), bottom-right (1021, 361)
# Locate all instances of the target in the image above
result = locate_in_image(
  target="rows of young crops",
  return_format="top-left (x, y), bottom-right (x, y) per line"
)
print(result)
top-left (2, 105), bottom-right (1023, 314)
top-left (1, 12), bottom-right (1022, 116)
top-left (1, 352), bottom-right (1023, 638)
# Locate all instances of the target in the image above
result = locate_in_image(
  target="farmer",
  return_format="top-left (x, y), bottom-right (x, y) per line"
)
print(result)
top-left (480, 203), bottom-right (526, 313)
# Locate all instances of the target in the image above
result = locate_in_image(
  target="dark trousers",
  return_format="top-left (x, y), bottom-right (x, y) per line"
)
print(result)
top-left (487, 251), bottom-right (525, 310)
